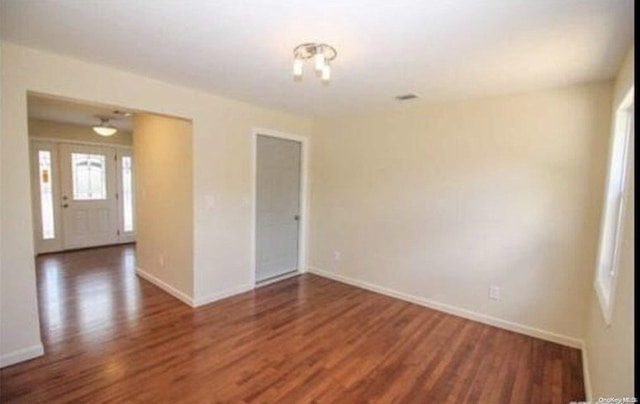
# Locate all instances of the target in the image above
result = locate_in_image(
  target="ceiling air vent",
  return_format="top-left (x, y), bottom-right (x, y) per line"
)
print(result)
top-left (395, 94), bottom-right (418, 101)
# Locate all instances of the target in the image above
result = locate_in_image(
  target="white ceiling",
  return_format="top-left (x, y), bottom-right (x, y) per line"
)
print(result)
top-left (28, 95), bottom-right (133, 131)
top-left (1, 0), bottom-right (634, 116)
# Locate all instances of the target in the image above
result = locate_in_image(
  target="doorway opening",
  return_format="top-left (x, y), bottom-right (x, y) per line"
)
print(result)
top-left (26, 92), bottom-right (195, 360)
top-left (28, 95), bottom-right (136, 254)
top-left (252, 129), bottom-right (309, 286)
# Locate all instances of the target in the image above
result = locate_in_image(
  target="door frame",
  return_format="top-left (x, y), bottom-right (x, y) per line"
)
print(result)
top-left (29, 137), bottom-right (135, 254)
top-left (58, 142), bottom-right (119, 250)
top-left (250, 128), bottom-right (309, 286)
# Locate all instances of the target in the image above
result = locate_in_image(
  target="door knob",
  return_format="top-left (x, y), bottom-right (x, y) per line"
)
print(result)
top-left (62, 195), bottom-right (68, 201)
top-left (294, 215), bottom-right (300, 221)
top-left (62, 204), bottom-right (69, 208)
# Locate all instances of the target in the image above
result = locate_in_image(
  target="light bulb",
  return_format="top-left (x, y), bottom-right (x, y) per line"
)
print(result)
top-left (314, 52), bottom-right (325, 72)
top-left (321, 63), bottom-right (331, 82)
top-left (293, 58), bottom-right (303, 77)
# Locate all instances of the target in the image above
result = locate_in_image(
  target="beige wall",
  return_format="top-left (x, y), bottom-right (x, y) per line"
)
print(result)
top-left (134, 114), bottom-right (193, 296)
top-left (1, 38), bottom-right (632, 392)
top-left (0, 42), bottom-right (311, 366)
top-left (584, 46), bottom-right (634, 399)
top-left (310, 82), bottom-right (613, 342)
top-left (28, 118), bottom-right (133, 145)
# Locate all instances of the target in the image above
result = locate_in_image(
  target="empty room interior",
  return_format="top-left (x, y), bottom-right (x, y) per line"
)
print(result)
top-left (0, 1), bottom-right (635, 403)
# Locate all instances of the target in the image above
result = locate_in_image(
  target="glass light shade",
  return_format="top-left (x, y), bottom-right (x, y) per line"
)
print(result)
top-left (314, 53), bottom-right (325, 72)
top-left (321, 63), bottom-right (331, 82)
top-left (93, 125), bottom-right (118, 136)
top-left (293, 58), bottom-right (304, 77)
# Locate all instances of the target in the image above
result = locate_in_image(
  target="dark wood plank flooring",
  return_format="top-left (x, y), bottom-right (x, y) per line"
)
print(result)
top-left (0, 245), bottom-right (585, 403)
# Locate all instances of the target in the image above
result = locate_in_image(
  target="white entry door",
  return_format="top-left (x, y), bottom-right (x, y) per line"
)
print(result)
top-left (256, 135), bottom-right (301, 282)
top-left (59, 144), bottom-right (119, 250)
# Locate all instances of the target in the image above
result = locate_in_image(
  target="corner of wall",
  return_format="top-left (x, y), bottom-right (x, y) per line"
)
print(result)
top-left (582, 345), bottom-right (593, 402)
top-left (0, 344), bottom-right (44, 369)
top-left (135, 267), bottom-right (194, 307)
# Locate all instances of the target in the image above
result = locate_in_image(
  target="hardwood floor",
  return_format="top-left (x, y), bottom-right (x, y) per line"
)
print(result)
top-left (0, 245), bottom-right (585, 403)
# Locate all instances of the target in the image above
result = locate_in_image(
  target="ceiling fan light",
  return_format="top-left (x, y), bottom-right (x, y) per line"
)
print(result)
top-left (93, 126), bottom-right (118, 136)
top-left (292, 42), bottom-right (336, 84)
top-left (92, 118), bottom-right (118, 136)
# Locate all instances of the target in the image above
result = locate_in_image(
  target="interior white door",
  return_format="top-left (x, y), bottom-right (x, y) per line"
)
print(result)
top-left (256, 135), bottom-right (301, 282)
top-left (59, 144), bottom-right (119, 250)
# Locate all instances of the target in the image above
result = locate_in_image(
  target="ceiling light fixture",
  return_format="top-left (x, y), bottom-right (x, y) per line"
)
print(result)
top-left (113, 110), bottom-right (132, 117)
top-left (293, 43), bottom-right (337, 83)
top-left (92, 118), bottom-right (118, 136)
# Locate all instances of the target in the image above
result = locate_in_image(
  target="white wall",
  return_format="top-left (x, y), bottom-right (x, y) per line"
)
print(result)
top-left (310, 82), bottom-right (613, 344)
top-left (584, 45), bottom-right (634, 399)
top-left (134, 113), bottom-right (193, 298)
top-left (0, 42), bottom-right (312, 366)
top-left (1, 44), bottom-right (43, 366)
top-left (1, 38), bottom-right (630, 382)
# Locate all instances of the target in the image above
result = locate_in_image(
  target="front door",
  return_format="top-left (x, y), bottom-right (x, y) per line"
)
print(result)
top-left (256, 135), bottom-right (302, 282)
top-left (59, 144), bottom-right (119, 250)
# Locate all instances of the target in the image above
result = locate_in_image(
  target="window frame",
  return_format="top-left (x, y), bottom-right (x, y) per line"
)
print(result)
top-left (115, 149), bottom-right (136, 242)
top-left (594, 87), bottom-right (634, 325)
top-left (30, 141), bottom-right (64, 254)
top-left (37, 149), bottom-right (56, 240)
top-left (70, 152), bottom-right (108, 201)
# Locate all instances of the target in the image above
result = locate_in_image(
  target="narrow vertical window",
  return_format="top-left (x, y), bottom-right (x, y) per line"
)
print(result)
top-left (38, 150), bottom-right (55, 239)
top-left (595, 92), bottom-right (634, 324)
top-left (122, 156), bottom-right (134, 232)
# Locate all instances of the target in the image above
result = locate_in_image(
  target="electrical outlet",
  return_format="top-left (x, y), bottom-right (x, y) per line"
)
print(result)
top-left (333, 251), bottom-right (342, 261)
top-left (489, 285), bottom-right (501, 300)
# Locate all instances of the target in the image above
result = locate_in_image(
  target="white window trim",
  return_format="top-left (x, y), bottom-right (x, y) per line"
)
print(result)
top-left (594, 86), bottom-right (634, 325)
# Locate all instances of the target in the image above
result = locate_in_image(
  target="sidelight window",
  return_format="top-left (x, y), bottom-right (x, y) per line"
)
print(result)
top-left (38, 150), bottom-right (55, 239)
top-left (122, 156), bottom-right (134, 232)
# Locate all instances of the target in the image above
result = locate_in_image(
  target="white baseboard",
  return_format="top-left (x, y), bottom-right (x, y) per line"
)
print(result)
top-left (308, 267), bottom-right (584, 349)
top-left (136, 267), bottom-right (257, 308)
top-left (0, 344), bottom-right (44, 368)
top-left (582, 346), bottom-right (592, 401)
top-left (193, 284), bottom-right (254, 307)
top-left (136, 267), bottom-right (194, 307)
top-left (256, 270), bottom-right (301, 288)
